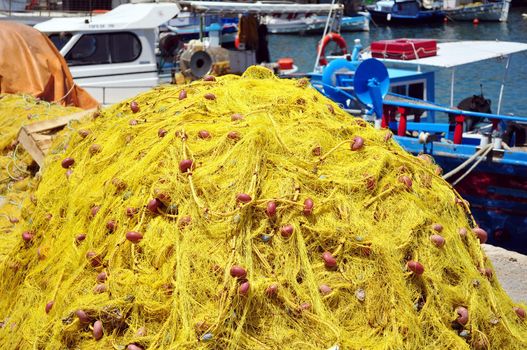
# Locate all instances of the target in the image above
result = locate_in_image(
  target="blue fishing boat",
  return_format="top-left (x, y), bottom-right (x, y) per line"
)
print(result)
top-left (367, 0), bottom-right (445, 24)
top-left (309, 39), bottom-right (527, 253)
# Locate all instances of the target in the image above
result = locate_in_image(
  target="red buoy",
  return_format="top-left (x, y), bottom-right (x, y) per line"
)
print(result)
top-left (473, 18), bottom-right (479, 25)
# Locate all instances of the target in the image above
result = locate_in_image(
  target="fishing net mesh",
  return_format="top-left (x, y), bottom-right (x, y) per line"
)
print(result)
top-left (0, 94), bottom-right (81, 262)
top-left (0, 67), bottom-right (525, 349)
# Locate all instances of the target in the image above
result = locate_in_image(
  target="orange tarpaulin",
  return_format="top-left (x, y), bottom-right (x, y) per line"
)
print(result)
top-left (0, 22), bottom-right (99, 109)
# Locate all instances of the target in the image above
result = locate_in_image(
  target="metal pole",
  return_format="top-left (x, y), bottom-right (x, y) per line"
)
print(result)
top-left (199, 14), bottom-right (205, 42)
top-left (450, 68), bottom-right (455, 107)
top-left (313, 0), bottom-right (338, 72)
top-left (497, 55), bottom-right (510, 115)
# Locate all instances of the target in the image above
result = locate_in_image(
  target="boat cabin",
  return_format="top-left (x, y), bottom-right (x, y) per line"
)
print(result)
top-left (373, 0), bottom-right (420, 15)
top-left (367, 0), bottom-right (444, 24)
top-left (35, 3), bottom-right (181, 105)
top-left (313, 39), bottom-right (527, 133)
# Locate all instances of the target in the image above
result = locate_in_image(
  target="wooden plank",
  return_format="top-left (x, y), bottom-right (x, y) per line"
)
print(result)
top-left (36, 139), bottom-right (53, 149)
top-left (31, 133), bottom-right (51, 142)
top-left (23, 108), bottom-right (96, 133)
top-left (17, 108), bottom-right (96, 168)
top-left (18, 127), bottom-right (45, 167)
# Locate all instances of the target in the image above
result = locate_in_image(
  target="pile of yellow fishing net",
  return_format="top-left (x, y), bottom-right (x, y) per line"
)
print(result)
top-left (0, 67), bottom-right (525, 349)
top-left (0, 94), bottom-right (81, 261)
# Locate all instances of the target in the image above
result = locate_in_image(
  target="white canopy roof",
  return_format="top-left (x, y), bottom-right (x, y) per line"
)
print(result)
top-left (366, 41), bottom-right (527, 69)
top-left (35, 3), bottom-right (180, 33)
top-left (180, 1), bottom-right (343, 15)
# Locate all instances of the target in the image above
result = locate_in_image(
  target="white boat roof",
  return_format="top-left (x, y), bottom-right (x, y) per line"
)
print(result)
top-left (35, 3), bottom-right (180, 33)
top-left (180, 1), bottom-right (343, 15)
top-left (367, 41), bottom-right (527, 69)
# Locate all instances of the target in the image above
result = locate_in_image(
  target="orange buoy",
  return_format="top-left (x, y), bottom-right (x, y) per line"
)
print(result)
top-left (277, 58), bottom-right (294, 71)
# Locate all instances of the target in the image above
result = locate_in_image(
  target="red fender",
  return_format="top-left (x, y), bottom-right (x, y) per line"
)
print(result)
top-left (317, 32), bottom-right (348, 66)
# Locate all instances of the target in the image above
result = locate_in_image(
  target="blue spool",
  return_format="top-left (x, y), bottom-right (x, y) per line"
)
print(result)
top-left (353, 58), bottom-right (390, 119)
top-left (321, 59), bottom-right (358, 105)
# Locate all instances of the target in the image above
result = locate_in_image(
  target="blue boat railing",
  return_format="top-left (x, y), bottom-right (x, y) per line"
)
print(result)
top-left (315, 82), bottom-right (527, 124)
top-left (383, 92), bottom-right (527, 123)
top-left (314, 80), bottom-right (526, 146)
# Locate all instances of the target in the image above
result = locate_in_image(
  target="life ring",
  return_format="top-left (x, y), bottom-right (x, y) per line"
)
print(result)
top-left (317, 32), bottom-right (348, 66)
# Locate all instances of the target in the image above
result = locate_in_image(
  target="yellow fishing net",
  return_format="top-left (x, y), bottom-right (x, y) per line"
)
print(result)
top-left (0, 94), bottom-right (81, 262)
top-left (0, 67), bottom-right (525, 349)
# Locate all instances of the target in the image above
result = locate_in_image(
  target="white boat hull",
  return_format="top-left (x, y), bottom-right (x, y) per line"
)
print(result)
top-left (264, 15), bottom-right (369, 34)
top-left (72, 68), bottom-right (162, 106)
top-left (342, 14), bottom-right (370, 32)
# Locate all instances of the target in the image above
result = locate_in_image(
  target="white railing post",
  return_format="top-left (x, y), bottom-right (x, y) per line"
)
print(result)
top-left (497, 55), bottom-right (510, 115)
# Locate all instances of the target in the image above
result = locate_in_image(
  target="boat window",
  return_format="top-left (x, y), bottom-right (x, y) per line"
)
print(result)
top-left (408, 82), bottom-right (424, 100)
top-left (49, 32), bottom-right (72, 51)
top-left (65, 32), bottom-right (141, 66)
top-left (65, 34), bottom-right (110, 66)
top-left (398, 2), bottom-right (419, 15)
top-left (391, 85), bottom-right (407, 95)
top-left (109, 33), bottom-right (142, 63)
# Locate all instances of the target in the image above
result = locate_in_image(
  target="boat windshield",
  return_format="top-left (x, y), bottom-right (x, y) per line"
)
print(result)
top-left (64, 33), bottom-right (142, 66)
top-left (48, 32), bottom-right (72, 51)
top-left (395, 1), bottom-right (419, 15)
top-left (375, 0), bottom-right (395, 11)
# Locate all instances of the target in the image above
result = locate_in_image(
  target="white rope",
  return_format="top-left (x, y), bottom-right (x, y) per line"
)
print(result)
top-left (51, 82), bottom-right (76, 104)
top-left (442, 144), bottom-right (493, 180)
top-left (408, 41), bottom-right (422, 72)
top-left (451, 145), bottom-right (494, 186)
